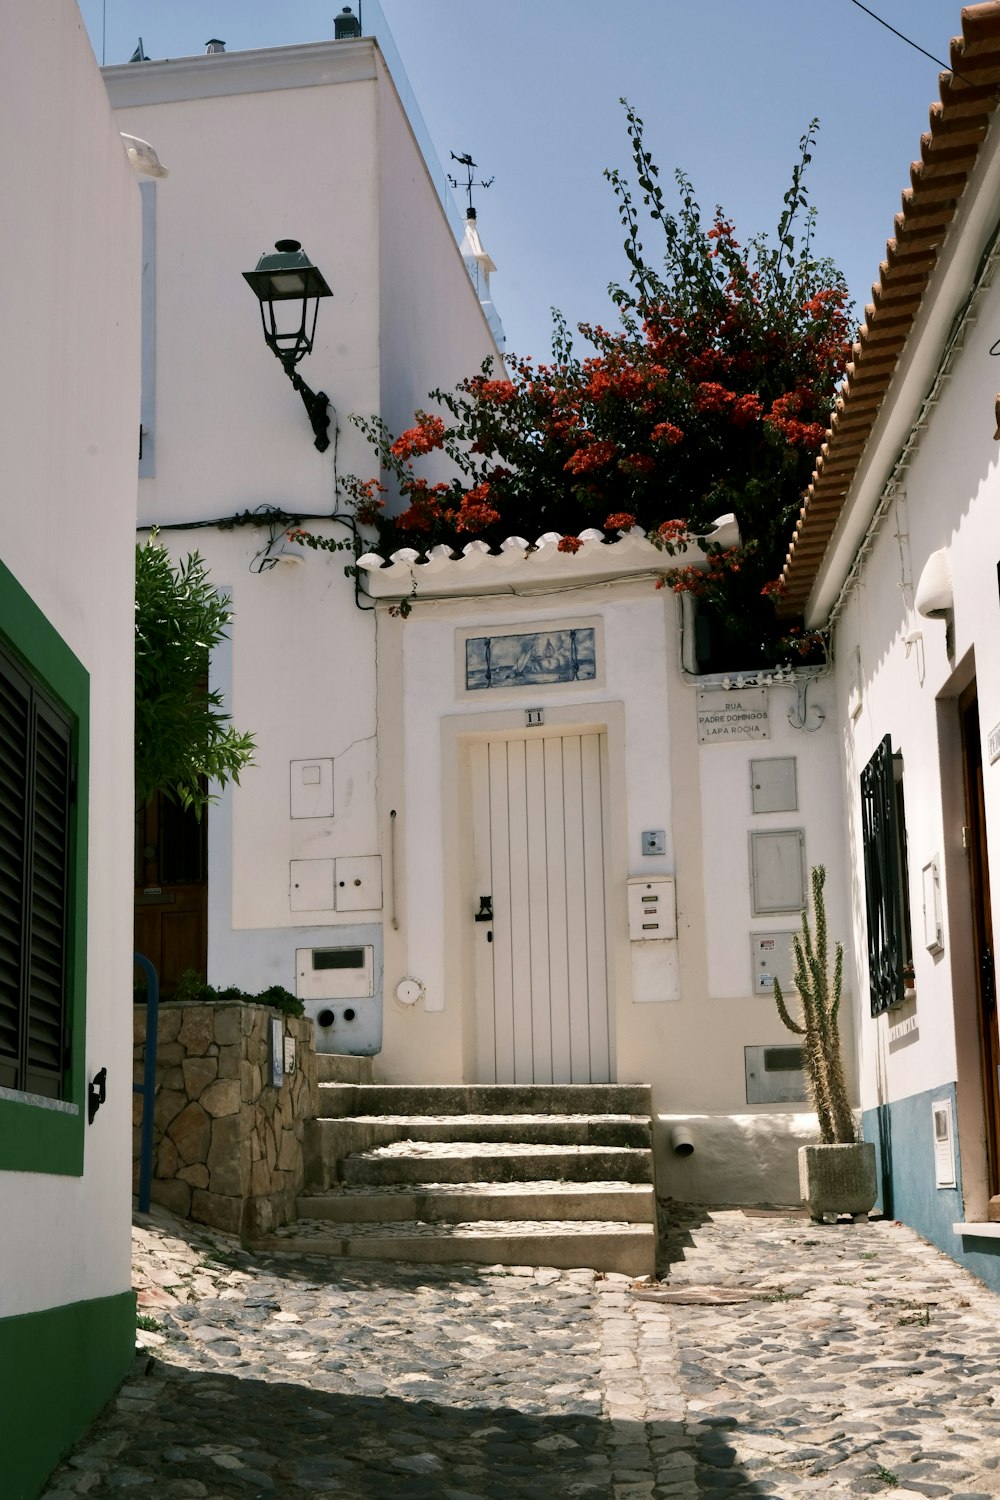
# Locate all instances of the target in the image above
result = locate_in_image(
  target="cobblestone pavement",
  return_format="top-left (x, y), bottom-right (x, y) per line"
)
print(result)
top-left (43, 1203), bottom-right (1000, 1499)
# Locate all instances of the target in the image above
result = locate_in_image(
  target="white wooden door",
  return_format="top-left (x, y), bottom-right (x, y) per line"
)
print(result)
top-left (471, 732), bottom-right (612, 1083)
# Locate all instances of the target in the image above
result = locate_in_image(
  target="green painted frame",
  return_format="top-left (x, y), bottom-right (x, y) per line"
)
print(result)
top-left (0, 556), bottom-right (89, 1174)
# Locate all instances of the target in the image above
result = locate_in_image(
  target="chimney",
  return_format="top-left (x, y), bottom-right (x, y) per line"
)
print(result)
top-left (334, 7), bottom-right (362, 40)
top-left (205, 38), bottom-right (226, 54)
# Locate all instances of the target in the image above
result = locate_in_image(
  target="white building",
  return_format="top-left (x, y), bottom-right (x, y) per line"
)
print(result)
top-left (780, 2), bottom-right (1000, 1287)
top-left (0, 4), bottom-right (142, 1493)
top-left (106, 24), bottom-right (857, 1213)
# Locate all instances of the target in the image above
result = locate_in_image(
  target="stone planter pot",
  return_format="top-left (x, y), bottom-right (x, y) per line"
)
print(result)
top-left (798, 1141), bottom-right (877, 1222)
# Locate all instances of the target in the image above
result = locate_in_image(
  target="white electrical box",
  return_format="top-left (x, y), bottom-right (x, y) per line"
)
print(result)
top-left (745, 1044), bottom-right (807, 1105)
top-left (270, 1017), bottom-right (284, 1087)
top-left (627, 876), bottom-right (676, 940)
top-left (290, 758), bottom-right (334, 819)
top-left (932, 1098), bottom-right (957, 1188)
top-left (289, 858), bottom-right (335, 911)
top-left (750, 931), bottom-right (797, 995)
top-left (750, 757), bottom-right (798, 814)
top-left (922, 858), bottom-right (944, 954)
top-left (749, 829), bottom-right (806, 914)
top-left (335, 856), bottom-right (382, 912)
top-left (296, 944), bottom-right (374, 1000)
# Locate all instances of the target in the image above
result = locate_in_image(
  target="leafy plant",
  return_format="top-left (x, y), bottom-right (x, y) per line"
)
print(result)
top-left (295, 110), bottom-right (853, 670)
top-left (166, 970), bottom-right (303, 1017)
top-left (253, 985), bottom-right (304, 1018)
top-left (135, 1313), bottom-right (165, 1333)
top-left (135, 534), bottom-right (256, 815)
top-left (773, 865), bottom-right (856, 1144)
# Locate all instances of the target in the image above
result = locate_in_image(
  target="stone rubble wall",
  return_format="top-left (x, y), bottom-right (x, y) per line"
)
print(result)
top-left (133, 1002), bottom-right (317, 1240)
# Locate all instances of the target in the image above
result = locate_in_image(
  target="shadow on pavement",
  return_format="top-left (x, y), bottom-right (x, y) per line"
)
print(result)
top-left (78, 1351), bottom-right (789, 1499)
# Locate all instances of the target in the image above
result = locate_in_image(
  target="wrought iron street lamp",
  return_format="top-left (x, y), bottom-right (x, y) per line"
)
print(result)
top-left (243, 239), bottom-right (333, 451)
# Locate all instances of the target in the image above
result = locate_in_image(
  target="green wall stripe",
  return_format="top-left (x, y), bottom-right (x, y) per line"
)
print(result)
top-left (0, 554), bottom-right (90, 1174)
top-left (0, 1289), bottom-right (136, 1500)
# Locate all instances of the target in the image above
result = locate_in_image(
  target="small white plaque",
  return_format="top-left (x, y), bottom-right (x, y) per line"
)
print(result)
top-left (697, 688), bottom-right (769, 743)
top-left (989, 722), bottom-right (1000, 765)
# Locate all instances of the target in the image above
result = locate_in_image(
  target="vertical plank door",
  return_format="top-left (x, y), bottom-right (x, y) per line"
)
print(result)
top-left (472, 732), bottom-right (611, 1083)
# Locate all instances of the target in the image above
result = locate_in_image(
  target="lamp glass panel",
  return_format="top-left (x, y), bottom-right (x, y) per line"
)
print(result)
top-left (267, 272), bottom-right (307, 297)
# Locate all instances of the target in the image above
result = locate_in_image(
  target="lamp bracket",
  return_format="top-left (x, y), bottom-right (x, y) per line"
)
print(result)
top-left (268, 348), bottom-right (330, 451)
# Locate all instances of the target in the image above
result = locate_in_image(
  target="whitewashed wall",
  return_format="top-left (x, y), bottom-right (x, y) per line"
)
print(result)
top-left (105, 41), bottom-right (501, 994)
top-left (375, 575), bottom-right (852, 1146)
top-left (833, 265), bottom-right (1000, 1120)
top-left (0, 0), bottom-right (139, 1317)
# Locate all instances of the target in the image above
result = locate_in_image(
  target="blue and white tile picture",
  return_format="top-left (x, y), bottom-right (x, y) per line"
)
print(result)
top-left (465, 627), bottom-right (597, 691)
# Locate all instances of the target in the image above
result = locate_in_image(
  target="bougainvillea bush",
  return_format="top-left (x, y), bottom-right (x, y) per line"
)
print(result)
top-left (308, 109), bottom-right (853, 670)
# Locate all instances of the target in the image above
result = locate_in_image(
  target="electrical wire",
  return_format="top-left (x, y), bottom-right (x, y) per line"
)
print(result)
top-left (846, 0), bottom-right (985, 94)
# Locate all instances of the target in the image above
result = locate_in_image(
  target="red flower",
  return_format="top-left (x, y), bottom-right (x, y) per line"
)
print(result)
top-left (455, 483), bottom-right (500, 534)
top-left (657, 519), bottom-right (690, 545)
top-left (564, 439), bottom-right (617, 474)
top-left (390, 414), bottom-right (446, 460)
top-left (477, 379), bottom-right (517, 404)
top-left (729, 393), bottom-right (763, 427)
top-left (605, 512), bottom-right (636, 531)
top-left (694, 382), bottom-right (736, 414)
top-left (651, 422), bottom-right (684, 446)
top-left (618, 453), bottom-right (654, 477)
top-left (557, 535), bottom-right (583, 553)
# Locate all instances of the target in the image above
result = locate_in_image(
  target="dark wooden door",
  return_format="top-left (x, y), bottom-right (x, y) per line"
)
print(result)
top-left (134, 793), bottom-right (208, 995)
top-left (960, 684), bottom-right (1000, 1214)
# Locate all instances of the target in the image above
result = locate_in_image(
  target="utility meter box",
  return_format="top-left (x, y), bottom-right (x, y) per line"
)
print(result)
top-left (750, 931), bottom-right (797, 995)
top-left (290, 758), bottom-right (334, 819)
top-left (335, 856), bottom-right (382, 912)
top-left (627, 876), bottom-right (676, 940)
top-left (296, 944), bottom-right (374, 1000)
top-left (296, 944), bottom-right (380, 1056)
top-left (290, 859), bottom-right (335, 912)
top-left (744, 1044), bottom-right (807, 1105)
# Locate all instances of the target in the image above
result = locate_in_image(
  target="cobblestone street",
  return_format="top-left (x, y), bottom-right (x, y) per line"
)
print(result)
top-left (43, 1205), bottom-right (1000, 1499)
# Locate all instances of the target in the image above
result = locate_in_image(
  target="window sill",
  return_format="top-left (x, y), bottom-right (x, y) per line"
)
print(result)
top-left (953, 1221), bottom-right (1000, 1239)
top-left (0, 1085), bottom-right (78, 1115)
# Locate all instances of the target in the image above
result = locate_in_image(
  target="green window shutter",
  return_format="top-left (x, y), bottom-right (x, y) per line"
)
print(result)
top-left (0, 646), bottom-right (72, 1097)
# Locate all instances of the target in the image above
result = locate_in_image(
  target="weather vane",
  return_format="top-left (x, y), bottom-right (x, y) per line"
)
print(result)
top-left (448, 151), bottom-right (494, 215)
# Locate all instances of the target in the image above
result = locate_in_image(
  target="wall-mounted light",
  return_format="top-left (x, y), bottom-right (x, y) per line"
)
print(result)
top-left (243, 239), bottom-right (333, 451)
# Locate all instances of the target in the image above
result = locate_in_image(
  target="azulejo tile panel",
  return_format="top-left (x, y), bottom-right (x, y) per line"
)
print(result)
top-left (465, 627), bottom-right (597, 691)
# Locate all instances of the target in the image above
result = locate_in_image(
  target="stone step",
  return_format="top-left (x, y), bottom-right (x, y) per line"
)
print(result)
top-left (337, 1140), bottom-right (653, 1187)
top-left (315, 1054), bottom-right (374, 1084)
top-left (309, 1113), bottom-right (652, 1160)
top-left (256, 1217), bottom-right (656, 1276)
top-left (315, 1081), bottom-right (652, 1119)
top-left (297, 1180), bottom-right (656, 1224)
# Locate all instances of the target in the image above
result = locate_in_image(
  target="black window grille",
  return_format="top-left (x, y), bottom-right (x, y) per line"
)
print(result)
top-left (0, 642), bottom-right (73, 1098)
top-left (860, 734), bottom-right (913, 1016)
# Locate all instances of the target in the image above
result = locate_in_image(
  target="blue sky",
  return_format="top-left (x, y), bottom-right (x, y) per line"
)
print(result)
top-left (80, 0), bottom-right (967, 362)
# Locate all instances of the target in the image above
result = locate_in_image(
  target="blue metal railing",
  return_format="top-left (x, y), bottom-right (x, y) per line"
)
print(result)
top-left (132, 953), bottom-right (160, 1214)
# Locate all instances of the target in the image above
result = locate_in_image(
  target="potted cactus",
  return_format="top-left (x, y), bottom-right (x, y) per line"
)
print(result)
top-left (773, 865), bottom-right (876, 1222)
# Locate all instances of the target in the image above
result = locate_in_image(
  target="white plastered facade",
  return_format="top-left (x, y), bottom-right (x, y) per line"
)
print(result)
top-left (0, 1), bottom-right (140, 1319)
top-left (104, 34), bottom-right (855, 1210)
top-left (805, 90), bottom-right (1000, 1238)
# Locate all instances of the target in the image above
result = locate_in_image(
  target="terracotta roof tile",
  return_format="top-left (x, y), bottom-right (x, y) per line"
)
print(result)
top-left (778, 9), bottom-right (1000, 622)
